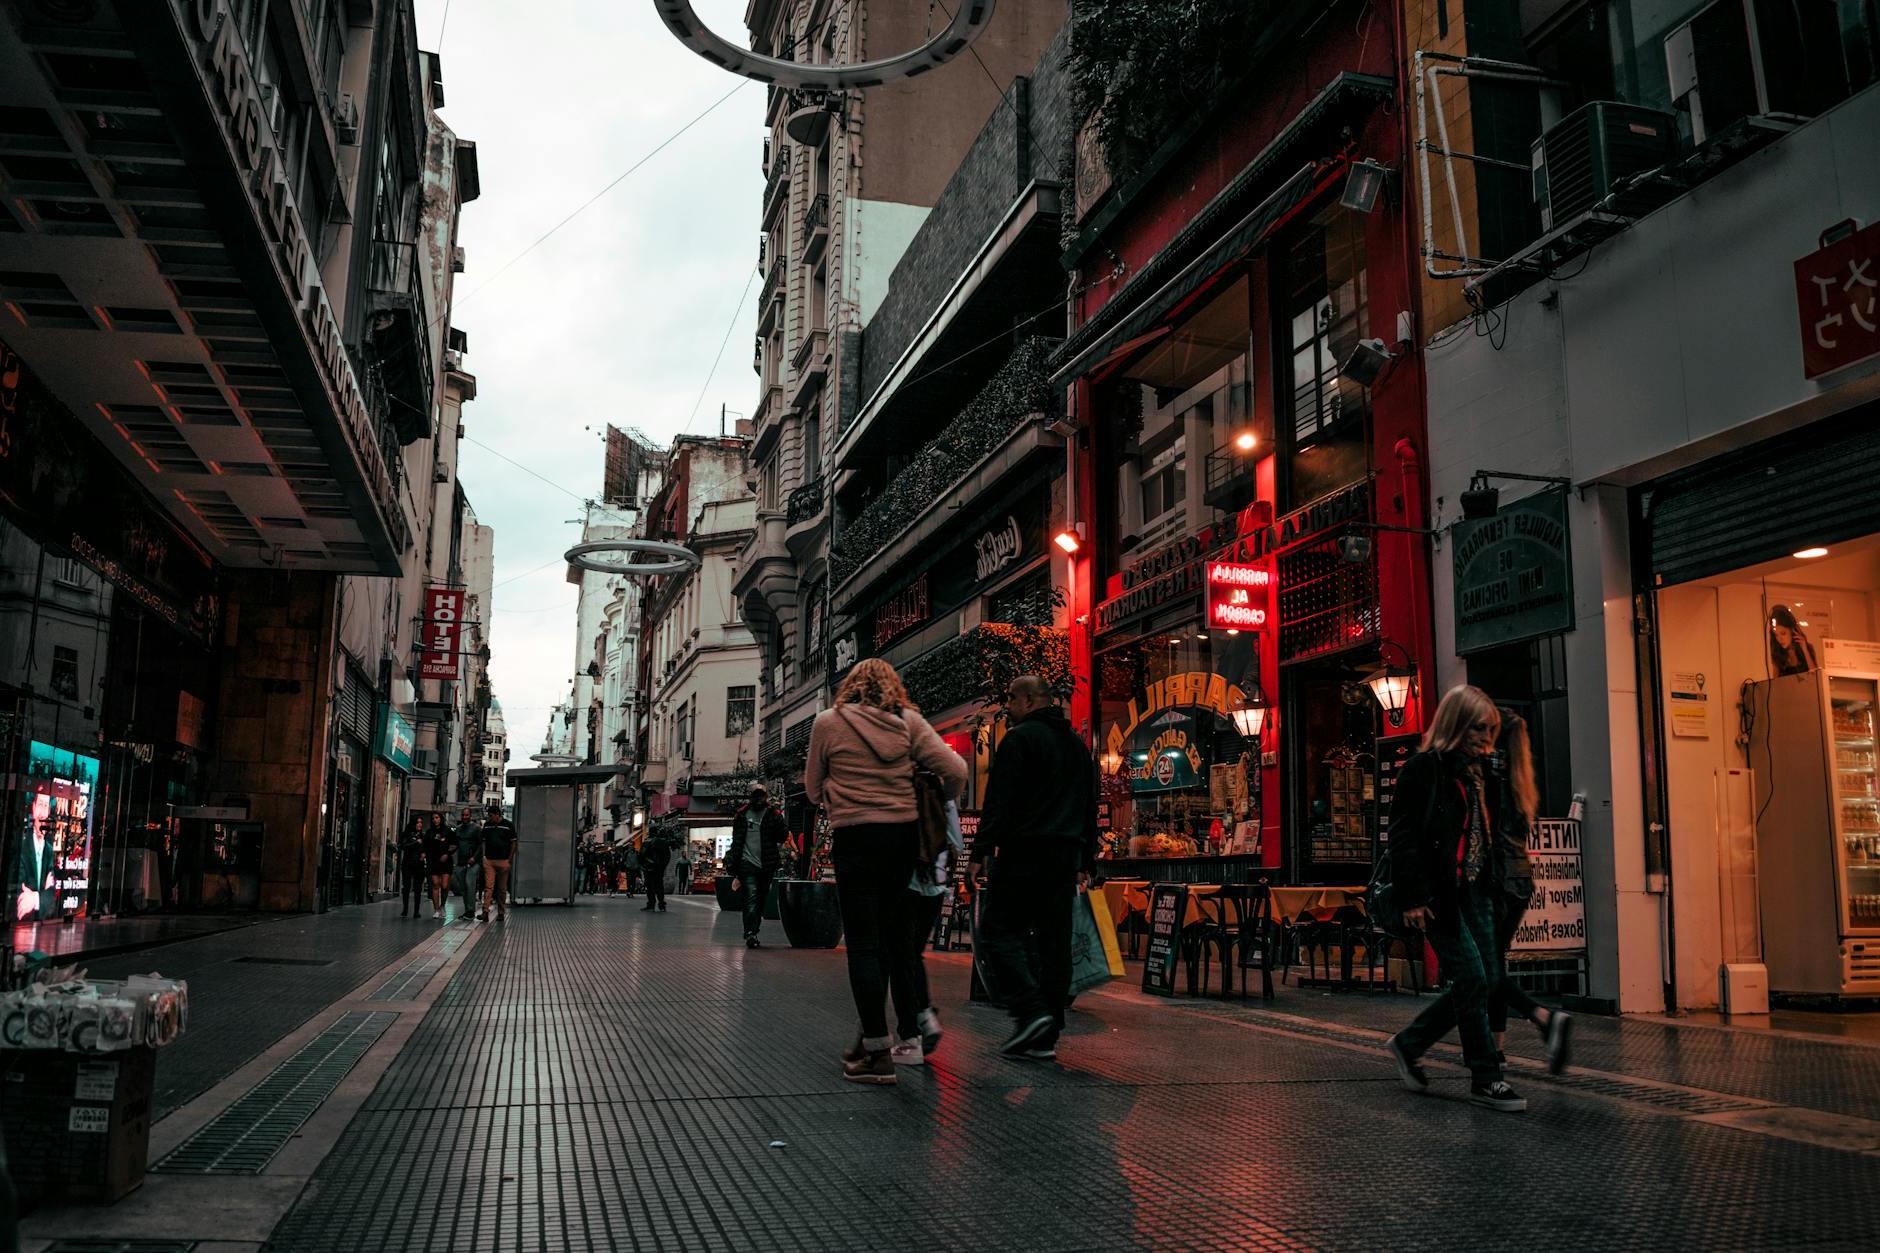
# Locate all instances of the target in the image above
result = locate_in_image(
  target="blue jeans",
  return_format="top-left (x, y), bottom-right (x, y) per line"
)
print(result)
top-left (1396, 881), bottom-right (1504, 1083)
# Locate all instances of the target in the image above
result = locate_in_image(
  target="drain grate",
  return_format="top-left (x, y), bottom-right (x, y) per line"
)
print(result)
top-left (234, 956), bottom-right (335, 967)
top-left (369, 954), bottom-right (444, 1000)
top-left (41, 1242), bottom-right (197, 1253)
top-left (153, 1011), bottom-right (395, 1175)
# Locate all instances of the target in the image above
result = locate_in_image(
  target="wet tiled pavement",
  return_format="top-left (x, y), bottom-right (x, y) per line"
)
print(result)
top-left (240, 896), bottom-right (1880, 1252)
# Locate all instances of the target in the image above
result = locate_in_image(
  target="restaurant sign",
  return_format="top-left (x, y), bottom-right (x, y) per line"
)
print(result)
top-left (1794, 219), bottom-right (1880, 379)
top-left (1095, 527), bottom-right (1214, 634)
top-left (1451, 487), bottom-right (1573, 655)
top-left (1511, 819), bottom-right (1585, 953)
top-left (1204, 561), bottom-right (1271, 631)
top-left (873, 573), bottom-right (930, 649)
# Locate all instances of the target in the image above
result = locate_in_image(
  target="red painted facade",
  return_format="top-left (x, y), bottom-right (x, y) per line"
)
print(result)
top-left (1061, 4), bottom-right (1435, 877)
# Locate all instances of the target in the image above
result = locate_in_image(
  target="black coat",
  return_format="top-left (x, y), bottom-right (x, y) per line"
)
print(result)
top-left (397, 831), bottom-right (427, 876)
top-left (725, 804), bottom-right (788, 875)
top-left (1385, 750), bottom-right (1475, 920)
top-left (974, 705), bottom-right (1099, 872)
top-left (424, 827), bottom-right (455, 875)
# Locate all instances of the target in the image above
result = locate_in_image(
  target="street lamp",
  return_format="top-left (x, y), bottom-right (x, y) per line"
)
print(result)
top-left (1229, 684), bottom-right (1269, 741)
top-left (1100, 747), bottom-right (1123, 776)
top-left (1363, 643), bottom-right (1419, 728)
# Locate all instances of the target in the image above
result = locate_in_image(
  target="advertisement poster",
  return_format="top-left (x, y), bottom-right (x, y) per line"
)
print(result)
top-left (1512, 818), bottom-right (1585, 952)
top-left (420, 586), bottom-right (466, 680)
top-left (13, 742), bottom-right (99, 922)
top-left (1668, 671), bottom-right (1710, 738)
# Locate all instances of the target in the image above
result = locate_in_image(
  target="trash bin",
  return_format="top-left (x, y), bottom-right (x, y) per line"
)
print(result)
top-left (1, 1046), bottom-right (156, 1208)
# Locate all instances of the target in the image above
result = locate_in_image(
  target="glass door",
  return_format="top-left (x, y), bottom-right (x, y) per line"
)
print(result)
top-left (1829, 676), bottom-right (1880, 934)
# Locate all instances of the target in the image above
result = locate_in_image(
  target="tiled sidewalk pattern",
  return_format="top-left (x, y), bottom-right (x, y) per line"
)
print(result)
top-left (262, 898), bottom-right (1880, 1253)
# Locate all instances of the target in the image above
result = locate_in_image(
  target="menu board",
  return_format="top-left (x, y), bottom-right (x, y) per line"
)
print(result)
top-left (936, 813), bottom-right (979, 950)
top-left (1373, 734), bottom-right (1421, 841)
top-left (1140, 883), bottom-right (1189, 997)
top-left (1313, 762), bottom-right (1372, 865)
top-left (1512, 819), bottom-right (1586, 953)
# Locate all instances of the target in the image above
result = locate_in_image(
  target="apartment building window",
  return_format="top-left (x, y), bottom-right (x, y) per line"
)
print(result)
top-left (803, 409), bottom-right (821, 483)
top-left (1139, 433), bottom-right (1186, 526)
top-left (50, 645), bottom-right (79, 701)
top-left (810, 264), bottom-right (828, 332)
top-left (1275, 204), bottom-right (1369, 509)
top-left (726, 685), bottom-right (756, 737)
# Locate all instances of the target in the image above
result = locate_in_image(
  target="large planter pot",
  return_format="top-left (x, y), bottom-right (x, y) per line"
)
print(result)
top-left (777, 878), bottom-right (842, 948)
top-left (713, 875), bottom-right (739, 911)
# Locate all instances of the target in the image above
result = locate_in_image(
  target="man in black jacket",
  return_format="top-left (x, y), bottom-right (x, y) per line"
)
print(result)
top-left (726, 785), bottom-right (789, 948)
top-left (969, 674), bottom-right (1099, 1060)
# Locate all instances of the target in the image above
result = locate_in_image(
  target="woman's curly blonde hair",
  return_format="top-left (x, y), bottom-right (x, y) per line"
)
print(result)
top-left (835, 658), bottom-right (916, 712)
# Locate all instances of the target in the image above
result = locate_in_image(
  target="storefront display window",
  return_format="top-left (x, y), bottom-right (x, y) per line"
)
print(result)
top-left (1097, 629), bottom-right (1261, 860)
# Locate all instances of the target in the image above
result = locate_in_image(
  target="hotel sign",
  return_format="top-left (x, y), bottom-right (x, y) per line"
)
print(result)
top-left (420, 587), bottom-right (466, 680)
top-left (175, 0), bottom-right (386, 492)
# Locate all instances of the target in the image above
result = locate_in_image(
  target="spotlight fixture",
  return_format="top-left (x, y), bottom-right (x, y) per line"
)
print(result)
top-left (1340, 158), bottom-right (1390, 213)
top-left (1336, 532), bottom-right (1374, 564)
top-left (1053, 523), bottom-right (1086, 555)
top-left (1460, 483), bottom-right (1501, 520)
top-left (1229, 684), bottom-right (1269, 740)
top-left (1340, 337), bottom-right (1395, 388)
top-left (1233, 431), bottom-right (1258, 452)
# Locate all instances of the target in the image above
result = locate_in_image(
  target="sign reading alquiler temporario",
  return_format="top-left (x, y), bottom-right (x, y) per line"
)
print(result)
top-left (1511, 818), bottom-right (1585, 953)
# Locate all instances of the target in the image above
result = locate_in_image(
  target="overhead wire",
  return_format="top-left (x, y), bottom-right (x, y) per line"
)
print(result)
top-left (681, 265), bottom-right (762, 434)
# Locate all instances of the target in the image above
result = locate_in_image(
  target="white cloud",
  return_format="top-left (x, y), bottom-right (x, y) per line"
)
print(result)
top-left (414, 0), bottom-right (763, 750)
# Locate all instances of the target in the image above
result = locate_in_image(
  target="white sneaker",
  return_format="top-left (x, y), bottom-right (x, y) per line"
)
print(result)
top-left (889, 1036), bottom-right (926, 1066)
top-left (917, 1007), bottom-right (943, 1056)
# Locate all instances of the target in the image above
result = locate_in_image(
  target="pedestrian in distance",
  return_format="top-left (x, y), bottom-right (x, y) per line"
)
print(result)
top-left (806, 658), bottom-right (967, 1085)
top-left (424, 812), bottom-right (455, 919)
top-left (640, 823), bottom-right (673, 913)
top-left (1486, 709), bottom-right (1573, 1071)
top-left (453, 806), bottom-right (483, 917)
top-left (478, 802), bottom-right (516, 923)
top-left (727, 784), bottom-right (789, 948)
top-left (575, 841), bottom-right (590, 895)
top-left (893, 795), bottom-right (964, 1066)
top-left (968, 675), bottom-right (1099, 1062)
top-left (396, 816), bottom-right (426, 918)
top-left (1384, 685), bottom-right (1531, 1111)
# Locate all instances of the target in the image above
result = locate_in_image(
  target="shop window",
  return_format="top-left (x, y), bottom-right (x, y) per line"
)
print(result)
top-left (1275, 206), bottom-right (1369, 509)
top-left (50, 644), bottom-right (79, 700)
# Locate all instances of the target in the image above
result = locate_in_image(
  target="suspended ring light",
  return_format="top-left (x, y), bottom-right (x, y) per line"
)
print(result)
top-left (564, 538), bottom-right (701, 578)
top-left (651, 0), bottom-right (998, 91)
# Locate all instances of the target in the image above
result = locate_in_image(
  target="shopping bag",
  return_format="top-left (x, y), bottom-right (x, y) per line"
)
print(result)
top-left (1086, 888), bottom-right (1125, 978)
top-left (1069, 888), bottom-right (1120, 995)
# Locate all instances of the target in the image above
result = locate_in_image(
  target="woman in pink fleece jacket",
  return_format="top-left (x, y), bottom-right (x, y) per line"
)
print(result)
top-left (806, 658), bottom-right (967, 1084)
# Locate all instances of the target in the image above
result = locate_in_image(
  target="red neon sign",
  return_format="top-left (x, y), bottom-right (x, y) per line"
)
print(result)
top-left (1204, 561), bottom-right (1270, 631)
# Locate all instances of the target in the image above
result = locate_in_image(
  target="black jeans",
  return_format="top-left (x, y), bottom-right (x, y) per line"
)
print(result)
top-left (1396, 880), bottom-right (1504, 1083)
top-left (901, 891), bottom-right (946, 1018)
top-left (642, 857), bottom-right (668, 908)
top-left (1490, 894), bottom-right (1545, 1034)
top-left (831, 823), bottom-right (919, 1047)
top-left (399, 865), bottom-right (424, 914)
top-left (978, 844), bottom-right (1080, 1036)
top-left (740, 867), bottom-right (774, 939)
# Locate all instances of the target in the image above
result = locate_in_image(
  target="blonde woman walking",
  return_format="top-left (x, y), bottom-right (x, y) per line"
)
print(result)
top-left (806, 659), bottom-right (967, 1084)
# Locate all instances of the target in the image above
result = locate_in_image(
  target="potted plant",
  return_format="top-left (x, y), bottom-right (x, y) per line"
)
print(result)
top-left (776, 812), bottom-right (842, 948)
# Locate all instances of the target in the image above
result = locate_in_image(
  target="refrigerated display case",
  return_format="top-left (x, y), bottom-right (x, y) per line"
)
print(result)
top-left (1749, 669), bottom-right (1880, 997)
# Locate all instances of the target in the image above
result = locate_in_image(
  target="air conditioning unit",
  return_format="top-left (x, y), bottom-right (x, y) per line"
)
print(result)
top-left (1665, 0), bottom-right (1848, 146)
top-left (451, 245), bottom-right (465, 273)
top-left (333, 93), bottom-right (361, 145)
top-left (433, 460), bottom-right (449, 484)
top-left (1530, 102), bottom-right (1678, 232)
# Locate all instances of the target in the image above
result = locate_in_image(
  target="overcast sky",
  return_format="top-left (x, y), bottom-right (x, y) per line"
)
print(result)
top-left (411, 0), bottom-right (762, 757)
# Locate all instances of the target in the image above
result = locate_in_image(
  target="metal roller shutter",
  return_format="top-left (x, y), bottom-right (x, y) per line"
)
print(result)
top-left (1643, 402), bottom-right (1880, 588)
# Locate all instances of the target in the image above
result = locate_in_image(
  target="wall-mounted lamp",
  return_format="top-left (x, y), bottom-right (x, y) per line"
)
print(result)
top-left (1363, 641), bottom-right (1419, 728)
top-left (1230, 683), bottom-right (1269, 741)
top-left (1233, 430), bottom-right (1258, 453)
top-left (1054, 523), bottom-right (1086, 555)
top-left (1340, 158), bottom-right (1392, 214)
top-left (1341, 337), bottom-right (1396, 388)
top-left (1462, 470), bottom-right (1573, 520)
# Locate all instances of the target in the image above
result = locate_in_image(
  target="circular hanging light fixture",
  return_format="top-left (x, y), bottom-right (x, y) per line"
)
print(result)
top-left (651, 0), bottom-right (999, 91)
top-left (564, 538), bottom-right (701, 578)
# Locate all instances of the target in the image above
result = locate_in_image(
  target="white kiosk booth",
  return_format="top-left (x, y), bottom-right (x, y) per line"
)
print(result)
top-left (503, 764), bottom-right (626, 905)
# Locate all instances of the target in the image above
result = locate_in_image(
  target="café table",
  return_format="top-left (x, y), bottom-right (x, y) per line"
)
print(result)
top-left (1100, 879), bottom-right (1151, 957)
top-left (1266, 886), bottom-right (1370, 987)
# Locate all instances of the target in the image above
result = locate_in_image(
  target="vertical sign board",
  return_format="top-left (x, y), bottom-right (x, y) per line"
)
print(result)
top-left (1140, 883), bottom-right (1189, 996)
top-left (1511, 819), bottom-right (1586, 953)
top-left (938, 814), bottom-right (978, 949)
top-left (1372, 733), bottom-right (1421, 845)
top-left (421, 587), bottom-right (465, 680)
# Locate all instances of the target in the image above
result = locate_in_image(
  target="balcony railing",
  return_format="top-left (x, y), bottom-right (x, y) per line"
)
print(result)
top-left (367, 236), bottom-right (418, 299)
top-left (801, 192), bottom-right (829, 265)
top-left (786, 476), bottom-right (824, 527)
top-left (1203, 445), bottom-right (1256, 509)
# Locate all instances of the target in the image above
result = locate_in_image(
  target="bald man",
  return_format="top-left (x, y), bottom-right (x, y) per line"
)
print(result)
top-left (969, 674), bottom-right (1100, 1060)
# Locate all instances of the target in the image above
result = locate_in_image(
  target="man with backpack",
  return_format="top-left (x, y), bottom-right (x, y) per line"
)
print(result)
top-left (968, 674), bottom-right (1099, 1061)
top-left (478, 802), bottom-right (516, 923)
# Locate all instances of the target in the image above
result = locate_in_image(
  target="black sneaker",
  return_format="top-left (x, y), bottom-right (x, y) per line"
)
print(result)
top-left (999, 1015), bottom-right (1055, 1057)
top-left (745, 936), bottom-right (760, 949)
top-left (1469, 1081), bottom-right (1528, 1112)
top-left (658, 903), bottom-right (667, 912)
top-left (1018, 1044), bottom-right (1057, 1061)
top-left (1387, 1034), bottom-right (1430, 1093)
top-left (1542, 1010), bottom-right (1573, 1074)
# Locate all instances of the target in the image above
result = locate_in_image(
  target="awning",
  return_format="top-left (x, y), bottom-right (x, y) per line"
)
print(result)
top-left (1051, 73), bottom-right (1393, 385)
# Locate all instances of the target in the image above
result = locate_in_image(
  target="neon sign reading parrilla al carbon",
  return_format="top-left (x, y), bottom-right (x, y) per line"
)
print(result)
top-left (1204, 561), bottom-right (1270, 630)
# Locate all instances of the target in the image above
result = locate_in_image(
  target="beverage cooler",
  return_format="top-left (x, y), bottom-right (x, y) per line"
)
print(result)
top-left (1749, 670), bottom-right (1880, 997)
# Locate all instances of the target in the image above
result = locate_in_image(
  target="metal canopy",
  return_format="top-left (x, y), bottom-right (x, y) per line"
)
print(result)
top-left (506, 763), bottom-right (632, 787)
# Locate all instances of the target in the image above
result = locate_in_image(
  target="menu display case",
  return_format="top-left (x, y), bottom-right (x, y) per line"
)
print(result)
top-left (1750, 670), bottom-right (1880, 997)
